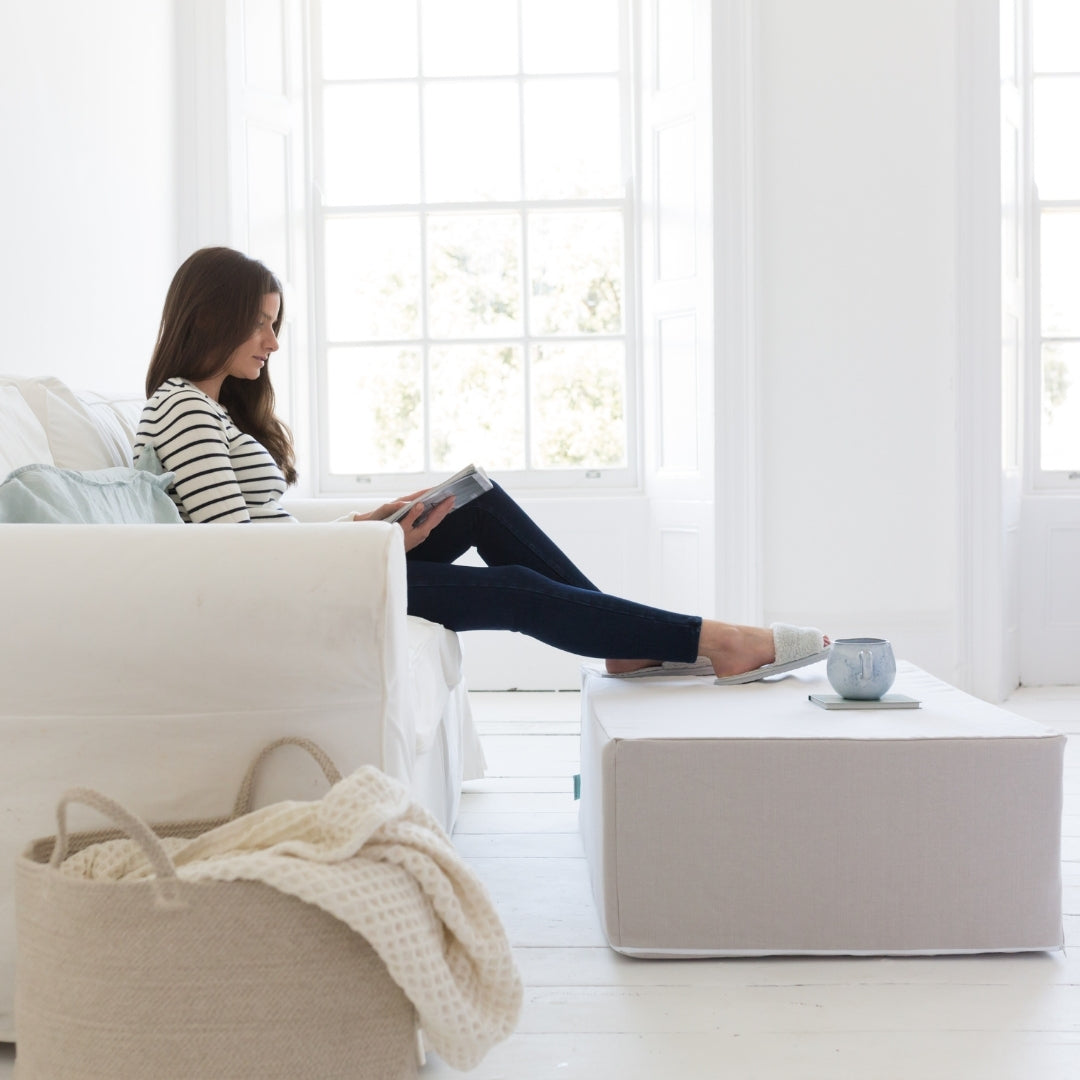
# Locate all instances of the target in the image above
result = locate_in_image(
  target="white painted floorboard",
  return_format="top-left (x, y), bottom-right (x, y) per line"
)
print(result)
top-left (1, 686), bottom-right (1076, 1078)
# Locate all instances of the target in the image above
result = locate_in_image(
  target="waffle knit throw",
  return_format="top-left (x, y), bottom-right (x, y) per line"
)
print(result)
top-left (57, 766), bottom-right (523, 1070)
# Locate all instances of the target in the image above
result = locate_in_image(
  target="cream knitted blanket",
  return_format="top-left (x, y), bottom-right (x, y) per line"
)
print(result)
top-left (58, 766), bottom-right (523, 1070)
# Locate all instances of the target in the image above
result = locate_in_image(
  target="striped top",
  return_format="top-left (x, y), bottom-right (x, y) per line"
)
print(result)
top-left (133, 378), bottom-right (295, 523)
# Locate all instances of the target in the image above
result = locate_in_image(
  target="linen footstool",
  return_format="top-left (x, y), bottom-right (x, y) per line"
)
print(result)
top-left (578, 661), bottom-right (1065, 957)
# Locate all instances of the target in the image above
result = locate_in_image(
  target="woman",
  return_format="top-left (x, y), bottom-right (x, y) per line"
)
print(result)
top-left (136, 247), bottom-right (828, 681)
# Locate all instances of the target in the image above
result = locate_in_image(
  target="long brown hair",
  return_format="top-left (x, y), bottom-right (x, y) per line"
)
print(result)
top-left (146, 247), bottom-right (297, 484)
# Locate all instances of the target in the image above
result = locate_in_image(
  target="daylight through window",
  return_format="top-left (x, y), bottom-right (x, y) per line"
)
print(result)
top-left (310, 0), bottom-right (632, 490)
top-left (1032, 0), bottom-right (1080, 473)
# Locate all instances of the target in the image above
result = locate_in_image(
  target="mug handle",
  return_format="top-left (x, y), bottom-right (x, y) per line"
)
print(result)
top-left (859, 650), bottom-right (873, 680)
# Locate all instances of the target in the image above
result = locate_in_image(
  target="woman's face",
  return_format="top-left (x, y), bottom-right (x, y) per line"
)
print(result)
top-left (222, 292), bottom-right (281, 383)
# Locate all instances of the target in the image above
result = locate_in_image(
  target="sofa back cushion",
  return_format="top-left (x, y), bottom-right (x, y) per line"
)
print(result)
top-left (0, 385), bottom-right (53, 478)
top-left (76, 390), bottom-right (146, 461)
top-left (0, 376), bottom-right (142, 471)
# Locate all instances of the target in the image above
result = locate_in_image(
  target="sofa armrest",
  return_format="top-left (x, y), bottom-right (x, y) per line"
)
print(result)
top-left (285, 496), bottom-right (384, 522)
top-left (0, 520), bottom-right (414, 781)
top-left (0, 520), bottom-right (425, 1041)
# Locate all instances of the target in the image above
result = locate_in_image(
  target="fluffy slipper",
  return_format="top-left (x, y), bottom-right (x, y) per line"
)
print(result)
top-left (603, 657), bottom-right (716, 679)
top-left (713, 623), bottom-right (829, 685)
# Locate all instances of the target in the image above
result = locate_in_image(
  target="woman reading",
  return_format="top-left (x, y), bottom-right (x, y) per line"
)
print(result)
top-left (135, 247), bottom-right (828, 683)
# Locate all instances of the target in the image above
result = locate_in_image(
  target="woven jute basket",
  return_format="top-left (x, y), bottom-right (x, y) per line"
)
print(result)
top-left (14, 738), bottom-right (420, 1080)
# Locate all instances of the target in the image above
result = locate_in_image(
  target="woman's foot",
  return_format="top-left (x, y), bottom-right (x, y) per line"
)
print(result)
top-left (605, 621), bottom-right (830, 679)
top-left (699, 622), bottom-right (782, 678)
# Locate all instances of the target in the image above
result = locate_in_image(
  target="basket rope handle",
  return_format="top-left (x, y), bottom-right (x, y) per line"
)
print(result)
top-left (50, 787), bottom-right (178, 879)
top-left (231, 736), bottom-right (343, 819)
top-left (48, 738), bottom-right (342, 873)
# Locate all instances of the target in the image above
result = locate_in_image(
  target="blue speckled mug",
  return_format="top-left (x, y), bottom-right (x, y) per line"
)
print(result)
top-left (826, 638), bottom-right (896, 700)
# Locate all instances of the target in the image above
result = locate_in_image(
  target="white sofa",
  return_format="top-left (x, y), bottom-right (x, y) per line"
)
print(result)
top-left (0, 374), bottom-right (484, 1042)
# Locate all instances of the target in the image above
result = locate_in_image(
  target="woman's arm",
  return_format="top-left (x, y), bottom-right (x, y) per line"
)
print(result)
top-left (150, 395), bottom-right (253, 523)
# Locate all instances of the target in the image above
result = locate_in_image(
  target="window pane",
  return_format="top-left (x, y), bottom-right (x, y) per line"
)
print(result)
top-left (1041, 211), bottom-right (1080, 337)
top-left (428, 213), bottom-right (522, 339)
top-left (423, 82), bottom-right (521, 202)
top-left (323, 85), bottom-right (419, 205)
top-left (1032, 0), bottom-right (1080, 72)
top-left (529, 211), bottom-right (624, 334)
top-left (1040, 343), bottom-right (1080, 471)
top-left (522, 0), bottom-right (620, 74)
top-left (430, 345), bottom-right (525, 469)
top-left (327, 347), bottom-right (423, 473)
top-left (421, 0), bottom-right (518, 76)
top-left (314, 1), bottom-right (632, 484)
top-left (325, 217), bottom-right (421, 341)
top-left (321, 0), bottom-right (417, 79)
top-left (1033, 78), bottom-right (1080, 199)
top-left (524, 78), bottom-right (622, 199)
top-left (531, 343), bottom-right (626, 468)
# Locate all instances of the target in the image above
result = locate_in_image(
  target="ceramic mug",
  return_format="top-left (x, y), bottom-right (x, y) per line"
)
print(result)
top-left (826, 638), bottom-right (896, 700)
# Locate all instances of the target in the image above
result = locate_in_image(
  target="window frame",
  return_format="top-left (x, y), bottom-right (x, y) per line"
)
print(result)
top-left (305, 0), bottom-right (640, 498)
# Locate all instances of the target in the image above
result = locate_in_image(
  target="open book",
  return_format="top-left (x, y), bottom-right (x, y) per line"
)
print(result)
top-left (385, 464), bottom-right (493, 526)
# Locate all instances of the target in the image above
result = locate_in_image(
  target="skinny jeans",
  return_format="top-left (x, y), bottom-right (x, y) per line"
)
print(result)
top-left (405, 483), bottom-right (702, 662)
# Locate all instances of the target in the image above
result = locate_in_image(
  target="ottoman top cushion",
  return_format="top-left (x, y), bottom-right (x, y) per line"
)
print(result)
top-left (583, 661), bottom-right (1061, 743)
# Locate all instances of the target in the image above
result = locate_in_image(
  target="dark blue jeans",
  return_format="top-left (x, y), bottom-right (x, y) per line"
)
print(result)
top-left (406, 483), bottom-right (702, 661)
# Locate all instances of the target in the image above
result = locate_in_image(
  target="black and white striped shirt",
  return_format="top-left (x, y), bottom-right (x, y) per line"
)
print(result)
top-left (134, 378), bottom-right (294, 523)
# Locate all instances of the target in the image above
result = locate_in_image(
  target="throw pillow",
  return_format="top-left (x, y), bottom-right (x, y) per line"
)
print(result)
top-left (0, 463), bottom-right (183, 524)
top-left (0, 386), bottom-right (53, 478)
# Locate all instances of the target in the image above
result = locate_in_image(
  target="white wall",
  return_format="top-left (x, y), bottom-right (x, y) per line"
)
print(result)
top-left (754, 0), bottom-right (962, 682)
top-left (0, 1), bottom-right (178, 393)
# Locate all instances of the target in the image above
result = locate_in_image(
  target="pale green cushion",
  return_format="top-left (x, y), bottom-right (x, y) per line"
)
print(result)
top-left (132, 441), bottom-right (166, 475)
top-left (0, 462), bottom-right (182, 524)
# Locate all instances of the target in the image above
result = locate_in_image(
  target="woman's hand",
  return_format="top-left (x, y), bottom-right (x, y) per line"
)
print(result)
top-left (394, 496), bottom-right (454, 550)
top-left (352, 491), bottom-right (455, 551)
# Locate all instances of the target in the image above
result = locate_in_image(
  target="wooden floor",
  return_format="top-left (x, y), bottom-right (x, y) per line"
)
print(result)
top-left (1, 685), bottom-right (1076, 1078)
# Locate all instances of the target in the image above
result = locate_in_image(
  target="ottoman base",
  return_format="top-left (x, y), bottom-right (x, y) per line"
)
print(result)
top-left (579, 663), bottom-right (1065, 957)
